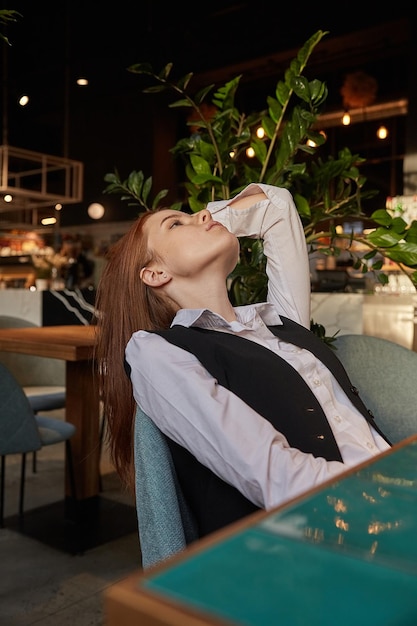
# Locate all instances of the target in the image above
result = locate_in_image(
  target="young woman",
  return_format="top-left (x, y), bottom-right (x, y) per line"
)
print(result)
top-left (95, 183), bottom-right (391, 537)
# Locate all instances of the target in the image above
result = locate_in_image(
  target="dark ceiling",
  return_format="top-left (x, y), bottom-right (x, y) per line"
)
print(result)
top-left (1, 3), bottom-right (412, 227)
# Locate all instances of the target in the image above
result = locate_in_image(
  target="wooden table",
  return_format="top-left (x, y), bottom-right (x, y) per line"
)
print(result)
top-left (0, 324), bottom-right (99, 501)
top-left (105, 435), bottom-right (417, 626)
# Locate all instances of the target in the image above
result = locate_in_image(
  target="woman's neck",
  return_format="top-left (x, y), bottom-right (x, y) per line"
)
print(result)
top-left (174, 283), bottom-right (237, 322)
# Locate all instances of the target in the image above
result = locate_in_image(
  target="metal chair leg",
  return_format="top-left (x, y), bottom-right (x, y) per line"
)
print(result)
top-left (98, 412), bottom-right (106, 492)
top-left (32, 411), bottom-right (38, 473)
top-left (0, 455), bottom-right (5, 528)
top-left (65, 440), bottom-right (77, 502)
top-left (18, 453), bottom-right (27, 527)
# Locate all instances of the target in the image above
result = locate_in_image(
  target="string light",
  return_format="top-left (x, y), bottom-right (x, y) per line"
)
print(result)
top-left (377, 125), bottom-right (388, 139)
top-left (18, 94), bottom-right (29, 107)
top-left (306, 130), bottom-right (327, 148)
top-left (342, 111), bottom-right (351, 126)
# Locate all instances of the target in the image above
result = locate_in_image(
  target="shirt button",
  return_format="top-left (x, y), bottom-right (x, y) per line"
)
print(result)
top-left (306, 407), bottom-right (315, 412)
top-left (313, 378), bottom-right (321, 386)
top-left (334, 415), bottom-right (342, 423)
top-left (366, 441), bottom-right (374, 450)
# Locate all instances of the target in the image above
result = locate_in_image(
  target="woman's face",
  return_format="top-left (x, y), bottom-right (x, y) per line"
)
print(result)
top-left (143, 208), bottom-right (239, 280)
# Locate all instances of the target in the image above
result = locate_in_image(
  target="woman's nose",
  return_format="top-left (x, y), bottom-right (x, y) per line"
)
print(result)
top-left (198, 209), bottom-right (211, 223)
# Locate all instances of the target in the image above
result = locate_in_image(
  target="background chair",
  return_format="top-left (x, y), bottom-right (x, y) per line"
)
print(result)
top-left (134, 405), bottom-right (198, 569)
top-left (0, 315), bottom-right (66, 472)
top-left (0, 361), bottom-right (76, 530)
top-left (0, 315), bottom-right (66, 412)
top-left (333, 333), bottom-right (417, 444)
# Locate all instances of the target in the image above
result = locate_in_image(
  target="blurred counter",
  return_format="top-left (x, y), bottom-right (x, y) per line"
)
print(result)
top-left (311, 292), bottom-right (417, 350)
top-left (0, 289), bottom-right (41, 324)
top-left (0, 288), bottom-right (96, 326)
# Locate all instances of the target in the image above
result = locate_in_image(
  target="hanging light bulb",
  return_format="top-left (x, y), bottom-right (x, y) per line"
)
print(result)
top-left (342, 111), bottom-right (351, 126)
top-left (87, 202), bottom-right (105, 219)
top-left (377, 125), bottom-right (388, 139)
top-left (18, 94), bottom-right (29, 107)
top-left (307, 129), bottom-right (327, 148)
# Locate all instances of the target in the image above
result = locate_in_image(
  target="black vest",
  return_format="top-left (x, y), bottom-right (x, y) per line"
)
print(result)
top-left (152, 317), bottom-right (391, 537)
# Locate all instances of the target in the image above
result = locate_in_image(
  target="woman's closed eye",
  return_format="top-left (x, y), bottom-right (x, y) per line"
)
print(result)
top-left (159, 211), bottom-right (190, 229)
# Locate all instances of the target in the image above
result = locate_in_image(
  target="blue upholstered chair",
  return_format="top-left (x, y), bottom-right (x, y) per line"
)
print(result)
top-left (333, 333), bottom-right (417, 444)
top-left (0, 315), bottom-right (66, 472)
top-left (0, 315), bottom-right (66, 413)
top-left (134, 405), bottom-right (197, 569)
top-left (0, 361), bottom-right (76, 528)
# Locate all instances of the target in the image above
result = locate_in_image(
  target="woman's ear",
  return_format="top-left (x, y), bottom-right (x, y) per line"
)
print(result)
top-left (140, 267), bottom-right (170, 287)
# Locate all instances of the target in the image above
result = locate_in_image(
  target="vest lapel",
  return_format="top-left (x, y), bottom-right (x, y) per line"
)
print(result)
top-left (271, 317), bottom-right (358, 394)
top-left (271, 318), bottom-right (388, 441)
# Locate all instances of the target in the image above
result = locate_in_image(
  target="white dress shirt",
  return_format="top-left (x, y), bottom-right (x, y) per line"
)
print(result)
top-left (126, 183), bottom-right (390, 511)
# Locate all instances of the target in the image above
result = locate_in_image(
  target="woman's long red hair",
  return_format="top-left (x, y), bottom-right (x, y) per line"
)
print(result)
top-left (94, 210), bottom-right (175, 492)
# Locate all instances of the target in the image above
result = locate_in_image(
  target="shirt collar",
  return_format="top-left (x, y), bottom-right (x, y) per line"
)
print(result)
top-left (171, 302), bottom-right (283, 331)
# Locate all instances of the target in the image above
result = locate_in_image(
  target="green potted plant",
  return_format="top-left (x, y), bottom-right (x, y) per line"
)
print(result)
top-left (103, 30), bottom-right (417, 340)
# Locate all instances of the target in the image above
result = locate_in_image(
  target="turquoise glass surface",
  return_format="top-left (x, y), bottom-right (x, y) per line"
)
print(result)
top-left (260, 440), bottom-right (417, 576)
top-left (143, 440), bottom-right (417, 626)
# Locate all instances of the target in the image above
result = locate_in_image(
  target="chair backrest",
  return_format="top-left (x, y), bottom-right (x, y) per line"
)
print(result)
top-left (0, 315), bottom-right (65, 387)
top-left (0, 361), bottom-right (42, 455)
top-left (134, 405), bottom-right (198, 569)
top-left (333, 333), bottom-right (417, 444)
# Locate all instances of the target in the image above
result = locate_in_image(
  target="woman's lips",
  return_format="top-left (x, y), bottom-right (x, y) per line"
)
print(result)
top-left (207, 221), bottom-right (223, 230)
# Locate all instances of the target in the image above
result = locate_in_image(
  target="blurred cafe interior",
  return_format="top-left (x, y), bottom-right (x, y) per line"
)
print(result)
top-left (1, 5), bottom-right (416, 344)
top-left (2, 4), bottom-right (417, 625)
